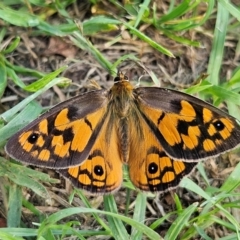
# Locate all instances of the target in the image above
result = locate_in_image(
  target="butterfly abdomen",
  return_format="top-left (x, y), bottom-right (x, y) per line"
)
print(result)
top-left (117, 118), bottom-right (129, 163)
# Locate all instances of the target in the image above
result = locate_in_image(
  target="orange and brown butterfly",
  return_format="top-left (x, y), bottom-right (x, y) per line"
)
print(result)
top-left (5, 72), bottom-right (240, 194)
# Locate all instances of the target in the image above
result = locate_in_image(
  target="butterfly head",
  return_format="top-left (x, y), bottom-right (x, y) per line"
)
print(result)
top-left (114, 72), bottom-right (129, 83)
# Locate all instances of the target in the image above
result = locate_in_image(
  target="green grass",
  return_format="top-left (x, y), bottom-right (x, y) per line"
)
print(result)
top-left (0, 0), bottom-right (240, 239)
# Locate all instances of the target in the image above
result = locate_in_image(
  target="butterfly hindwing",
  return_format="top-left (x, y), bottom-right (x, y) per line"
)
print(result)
top-left (135, 87), bottom-right (240, 161)
top-left (6, 90), bottom-right (109, 168)
top-left (59, 111), bottom-right (123, 194)
top-left (128, 112), bottom-right (197, 192)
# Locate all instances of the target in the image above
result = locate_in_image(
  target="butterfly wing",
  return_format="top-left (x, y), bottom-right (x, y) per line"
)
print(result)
top-left (59, 110), bottom-right (123, 194)
top-left (5, 90), bottom-right (109, 168)
top-left (128, 113), bottom-right (197, 192)
top-left (134, 87), bottom-right (240, 161)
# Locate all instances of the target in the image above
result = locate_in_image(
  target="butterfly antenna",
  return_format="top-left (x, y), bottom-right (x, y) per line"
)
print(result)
top-left (136, 71), bottom-right (146, 87)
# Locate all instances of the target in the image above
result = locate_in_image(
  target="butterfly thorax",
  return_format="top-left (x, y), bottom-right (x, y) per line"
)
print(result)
top-left (109, 80), bottom-right (134, 117)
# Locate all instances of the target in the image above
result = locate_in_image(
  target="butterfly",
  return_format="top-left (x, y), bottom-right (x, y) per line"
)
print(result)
top-left (5, 72), bottom-right (240, 194)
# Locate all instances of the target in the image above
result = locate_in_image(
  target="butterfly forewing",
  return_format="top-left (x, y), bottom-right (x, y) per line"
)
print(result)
top-left (6, 90), bottom-right (109, 168)
top-left (135, 87), bottom-right (240, 161)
